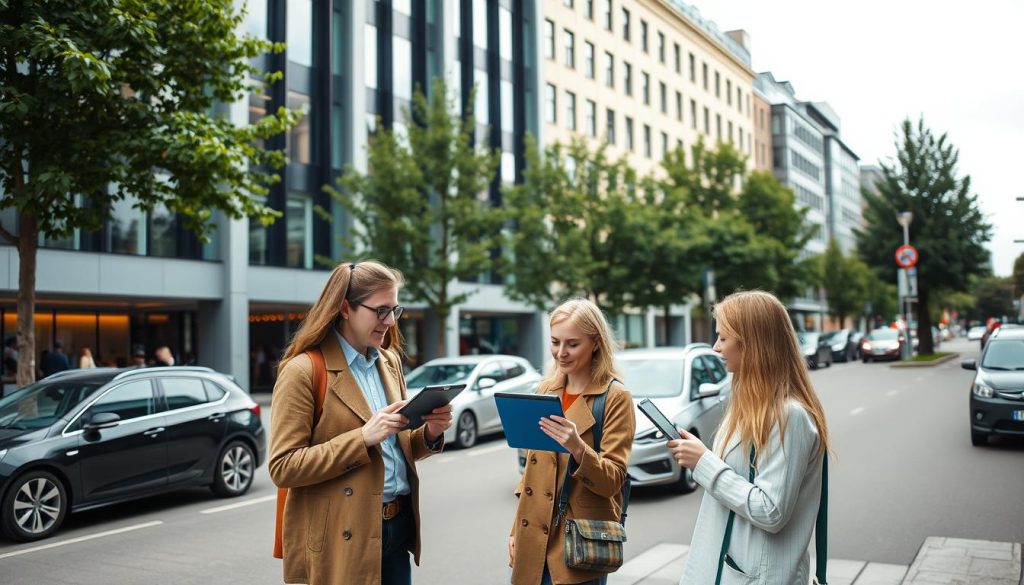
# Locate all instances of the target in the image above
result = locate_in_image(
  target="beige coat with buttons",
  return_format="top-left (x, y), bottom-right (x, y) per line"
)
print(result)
top-left (269, 337), bottom-right (440, 585)
top-left (509, 379), bottom-right (636, 585)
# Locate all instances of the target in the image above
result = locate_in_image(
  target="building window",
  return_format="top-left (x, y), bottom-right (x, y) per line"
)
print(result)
top-left (584, 42), bottom-right (595, 79)
top-left (641, 71), bottom-right (649, 105)
top-left (714, 71), bottom-right (720, 98)
top-left (287, 91), bottom-right (312, 164)
top-left (690, 99), bottom-right (697, 129)
top-left (702, 62), bottom-right (708, 90)
top-left (606, 108), bottom-right (616, 144)
top-left (674, 43), bottom-right (681, 73)
top-left (726, 79), bottom-right (732, 105)
top-left (640, 20), bottom-right (648, 52)
top-left (603, 0), bottom-right (612, 30)
top-left (689, 52), bottom-right (696, 82)
top-left (544, 19), bottom-right (555, 60)
top-left (676, 91), bottom-right (682, 122)
top-left (586, 99), bottom-right (597, 137)
top-left (625, 116), bottom-right (634, 151)
top-left (623, 62), bottom-right (632, 96)
top-left (621, 7), bottom-right (630, 41)
top-left (286, 194), bottom-right (312, 268)
top-left (564, 0), bottom-right (574, 6)
top-left (659, 82), bottom-right (667, 113)
top-left (643, 124), bottom-right (651, 157)
top-left (703, 106), bottom-right (710, 134)
top-left (716, 113), bottom-right (722, 141)
top-left (661, 132), bottom-right (668, 158)
top-left (737, 88), bottom-right (743, 113)
top-left (286, 0), bottom-right (313, 67)
top-left (657, 31), bottom-right (665, 63)
top-left (564, 29), bottom-right (575, 68)
top-left (545, 84), bottom-right (557, 124)
top-left (364, 23), bottom-right (378, 89)
top-left (728, 120), bottom-right (734, 143)
top-left (604, 51), bottom-right (614, 88)
top-left (565, 91), bottom-right (577, 130)
top-left (472, 0), bottom-right (488, 49)
top-left (585, 0), bottom-right (594, 19)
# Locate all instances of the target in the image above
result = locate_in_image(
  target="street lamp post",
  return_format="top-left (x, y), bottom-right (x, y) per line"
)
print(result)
top-left (897, 211), bottom-right (914, 360)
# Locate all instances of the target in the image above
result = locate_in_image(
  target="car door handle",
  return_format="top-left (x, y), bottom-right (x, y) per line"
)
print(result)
top-left (207, 412), bottom-right (226, 422)
top-left (144, 427), bottom-right (165, 437)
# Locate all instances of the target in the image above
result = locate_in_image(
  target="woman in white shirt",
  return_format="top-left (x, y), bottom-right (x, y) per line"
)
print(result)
top-left (78, 347), bottom-right (96, 369)
top-left (667, 291), bottom-right (831, 585)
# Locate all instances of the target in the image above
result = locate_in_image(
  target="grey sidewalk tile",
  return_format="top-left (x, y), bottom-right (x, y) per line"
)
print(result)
top-left (851, 562), bottom-right (908, 585)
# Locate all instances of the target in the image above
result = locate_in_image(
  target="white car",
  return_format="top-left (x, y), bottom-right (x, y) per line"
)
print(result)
top-left (405, 355), bottom-right (541, 448)
top-left (967, 326), bottom-right (986, 341)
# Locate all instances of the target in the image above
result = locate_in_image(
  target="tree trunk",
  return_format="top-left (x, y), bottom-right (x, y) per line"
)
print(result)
top-left (662, 305), bottom-right (672, 346)
top-left (917, 286), bottom-right (934, 355)
top-left (435, 300), bottom-right (449, 358)
top-left (16, 213), bottom-right (38, 387)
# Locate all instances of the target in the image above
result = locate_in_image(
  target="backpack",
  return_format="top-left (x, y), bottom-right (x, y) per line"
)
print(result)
top-left (273, 349), bottom-right (328, 559)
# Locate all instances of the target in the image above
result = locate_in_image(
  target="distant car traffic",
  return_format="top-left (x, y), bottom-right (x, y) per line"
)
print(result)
top-left (0, 367), bottom-right (265, 542)
top-left (860, 328), bottom-right (903, 362)
top-left (961, 326), bottom-right (1024, 446)
top-left (967, 326), bottom-right (986, 341)
top-left (821, 329), bottom-right (861, 363)
top-left (404, 355), bottom-right (540, 449)
top-left (797, 332), bottom-right (832, 370)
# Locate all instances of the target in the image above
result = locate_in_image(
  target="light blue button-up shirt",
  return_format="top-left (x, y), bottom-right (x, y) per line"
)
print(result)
top-left (336, 332), bottom-right (411, 502)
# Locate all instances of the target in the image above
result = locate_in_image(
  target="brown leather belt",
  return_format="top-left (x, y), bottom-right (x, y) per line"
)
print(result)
top-left (382, 499), bottom-right (402, 520)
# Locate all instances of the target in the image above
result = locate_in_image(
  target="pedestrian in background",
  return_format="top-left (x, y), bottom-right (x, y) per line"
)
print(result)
top-left (508, 298), bottom-right (635, 585)
top-left (154, 345), bottom-right (175, 367)
top-left (667, 290), bottom-right (831, 584)
top-left (40, 341), bottom-right (70, 377)
top-left (78, 347), bottom-right (96, 369)
top-left (269, 260), bottom-right (453, 585)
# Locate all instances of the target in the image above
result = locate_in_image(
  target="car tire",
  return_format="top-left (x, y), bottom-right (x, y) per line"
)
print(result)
top-left (211, 440), bottom-right (256, 498)
top-left (970, 430), bottom-right (988, 447)
top-left (862, 356), bottom-right (871, 363)
top-left (671, 464), bottom-right (698, 494)
top-left (2, 470), bottom-right (68, 542)
top-left (455, 411), bottom-right (478, 449)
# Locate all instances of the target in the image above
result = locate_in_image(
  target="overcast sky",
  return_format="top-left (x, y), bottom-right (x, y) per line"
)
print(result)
top-left (691, 0), bottom-right (1023, 276)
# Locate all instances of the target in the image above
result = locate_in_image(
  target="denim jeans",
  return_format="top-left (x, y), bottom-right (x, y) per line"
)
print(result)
top-left (540, 565), bottom-right (607, 585)
top-left (381, 506), bottom-right (413, 585)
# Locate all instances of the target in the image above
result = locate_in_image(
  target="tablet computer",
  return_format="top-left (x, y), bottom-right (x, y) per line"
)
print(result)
top-left (495, 392), bottom-right (568, 453)
top-left (398, 384), bottom-right (467, 429)
top-left (637, 398), bottom-right (682, 441)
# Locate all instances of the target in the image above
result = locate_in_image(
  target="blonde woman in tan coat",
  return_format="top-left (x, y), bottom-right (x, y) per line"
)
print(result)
top-left (270, 261), bottom-right (453, 585)
top-left (509, 298), bottom-right (636, 585)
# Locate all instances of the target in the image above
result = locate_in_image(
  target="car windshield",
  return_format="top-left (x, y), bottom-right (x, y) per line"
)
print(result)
top-left (405, 363), bottom-right (476, 390)
top-left (616, 358), bottom-right (684, 398)
top-left (868, 329), bottom-right (899, 341)
top-left (0, 381), bottom-right (104, 430)
top-left (821, 331), bottom-right (843, 343)
top-left (797, 333), bottom-right (820, 346)
top-left (981, 340), bottom-right (1024, 370)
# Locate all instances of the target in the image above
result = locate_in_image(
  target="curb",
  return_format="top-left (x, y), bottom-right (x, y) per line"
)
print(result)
top-left (889, 352), bottom-right (959, 368)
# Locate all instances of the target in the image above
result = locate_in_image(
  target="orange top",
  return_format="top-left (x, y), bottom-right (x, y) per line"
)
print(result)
top-left (561, 391), bottom-right (582, 413)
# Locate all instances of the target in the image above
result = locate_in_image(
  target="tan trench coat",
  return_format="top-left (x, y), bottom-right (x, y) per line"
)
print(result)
top-left (269, 337), bottom-right (440, 585)
top-left (509, 379), bottom-right (636, 585)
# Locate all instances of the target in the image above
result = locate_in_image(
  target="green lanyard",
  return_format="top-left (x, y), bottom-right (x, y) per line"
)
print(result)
top-left (714, 447), bottom-right (829, 584)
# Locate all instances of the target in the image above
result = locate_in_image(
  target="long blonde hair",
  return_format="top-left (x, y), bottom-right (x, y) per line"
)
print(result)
top-left (713, 291), bottom-right (830, 459)
top-left (278, 260), bottom-right (404, 371)
top-left (542, 298), bottom-right (622, 391)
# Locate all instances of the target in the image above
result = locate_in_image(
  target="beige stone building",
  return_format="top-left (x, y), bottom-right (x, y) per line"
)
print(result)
top-left (751, 90), bottom-right (773, 171)
top-left (540, 0), bottom-right (756, 177)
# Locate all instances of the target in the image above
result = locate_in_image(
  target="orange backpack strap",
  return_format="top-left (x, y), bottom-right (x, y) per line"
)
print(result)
top-left (273, 348), bottom-right (329, 559)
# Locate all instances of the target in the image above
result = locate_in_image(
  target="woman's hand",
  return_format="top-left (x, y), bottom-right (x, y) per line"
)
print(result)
top-left (508, 535), bottom-right (515, 565)
top-left (362, 401), bottom-right (408, 447)
top-left (540, 415), bottom-right (586, 463)
top-left (422, 404), bottom-right (454, 443)
top-left (666, 427), bottom-right (708, 469)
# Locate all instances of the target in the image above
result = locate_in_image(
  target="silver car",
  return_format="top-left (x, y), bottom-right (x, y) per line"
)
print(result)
top-left (405, 355), bottom-right (541, 449)
top-left (619, 345), bottom-right (731, 493)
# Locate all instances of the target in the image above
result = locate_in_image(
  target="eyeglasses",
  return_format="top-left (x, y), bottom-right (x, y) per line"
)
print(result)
top-left (356, 303), bottom-right (404, 321)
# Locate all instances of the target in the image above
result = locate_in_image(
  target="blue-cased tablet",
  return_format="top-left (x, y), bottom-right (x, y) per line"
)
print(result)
top-left (495, 392), bottom-right (568, 453)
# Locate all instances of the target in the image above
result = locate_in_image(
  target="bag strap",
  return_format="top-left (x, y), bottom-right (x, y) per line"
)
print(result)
top-left (714, 447), bottom-right (829, 584)
top-left (273, 348), bottom-right (328, 559)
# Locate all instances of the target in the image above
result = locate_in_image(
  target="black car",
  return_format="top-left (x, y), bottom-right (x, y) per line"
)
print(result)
top-left (822, 329), bottom-right (861, 363)
top-left (962, 326), bottom-right (1024, 446)
top-left (0, 366), bottom-right (265, 541)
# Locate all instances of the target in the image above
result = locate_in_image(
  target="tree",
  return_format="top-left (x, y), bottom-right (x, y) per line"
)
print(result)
top-left (971, 276), bottom-right (1015, 322)
top-left (0, 0), bottom-right (298, 386)
top-left (328, 79), bottom-right (501, 356)
top-left (1013, 252), bottom-right (1024, 304)
top-left (856, 118), bottom-right (991, 354)
top-left (820, 238), bottom-right (870, 325)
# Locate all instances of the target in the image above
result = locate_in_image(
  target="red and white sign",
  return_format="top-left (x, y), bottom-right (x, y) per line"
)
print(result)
top-left (895, 245), bottom-right (918, 268)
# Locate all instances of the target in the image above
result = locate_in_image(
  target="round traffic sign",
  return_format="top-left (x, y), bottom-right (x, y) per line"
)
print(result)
top-left (895, 244), bottom-right (918, 268)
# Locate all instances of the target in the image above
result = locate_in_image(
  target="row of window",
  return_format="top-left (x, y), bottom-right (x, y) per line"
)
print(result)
top-left (790, 150), bottom-right (822, 181)
top-left (792, 182), bottom-right (824, 213)
top-left (841, 206), bottom-right (862, 225)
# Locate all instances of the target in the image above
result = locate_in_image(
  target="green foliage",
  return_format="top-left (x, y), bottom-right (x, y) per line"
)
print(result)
top-left (328, 78), bottom-right (502, 326)
top-left (970, 276), bottom-right (1015, 322)
top-left (1013, 252), bottom-right (1024, 298)
top-left (820, 238), bottom-right (871, 322)
top-left (856, 118), bottom-right (991, 352)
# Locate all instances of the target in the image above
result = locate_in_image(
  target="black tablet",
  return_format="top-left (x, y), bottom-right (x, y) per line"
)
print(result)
top-left (637, 398), bottom-right (682, 441)
top-left (398, 384), bottom-right (467, 429)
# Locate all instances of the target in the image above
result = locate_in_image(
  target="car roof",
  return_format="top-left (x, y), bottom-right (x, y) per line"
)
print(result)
top-left (991, 325), bottom-right (1024, 340)
top-left (40, 366), bottom-right (220, 385)
top-left (616, 344), bottom-right (713, 360)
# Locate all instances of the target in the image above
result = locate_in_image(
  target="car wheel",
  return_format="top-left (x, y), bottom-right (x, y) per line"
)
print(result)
top-left (809, 358), bottom-right (818, 370)
top-left (970, 429), bottom-right (988, 447)
top-left (671, 463), bottom-right (698, 494)
top-left (2, 470), bottom-right (68, 542)
top-left (862, 356), bottom-right (871, 363)
top-left (211, 440), bottom-right (256, 497)
top-left (456, 411), bottom-right (478, 449)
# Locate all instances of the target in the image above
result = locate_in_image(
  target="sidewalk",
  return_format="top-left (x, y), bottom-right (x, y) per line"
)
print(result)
top-left (609, 538), bottom-right (1021, 585)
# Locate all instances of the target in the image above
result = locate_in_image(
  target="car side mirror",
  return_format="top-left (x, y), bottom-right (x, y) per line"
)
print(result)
top-left (84, 412), bottom-right (121, 431)
top-left (960, 359), bottom-right (977, 371)
top-left (476, 378), bottom-right (497, 391)
top-left (698, 383), bottom-right (719, 397)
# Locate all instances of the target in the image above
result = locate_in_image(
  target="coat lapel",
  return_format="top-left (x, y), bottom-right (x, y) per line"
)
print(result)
top-left (320, 335), bottom-right (373, 423)
top-left (377, 350), bottom-right (416, 466)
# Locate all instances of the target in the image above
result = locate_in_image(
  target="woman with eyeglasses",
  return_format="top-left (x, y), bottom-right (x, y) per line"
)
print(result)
top-left (269, 260), bottom-right (453, 585)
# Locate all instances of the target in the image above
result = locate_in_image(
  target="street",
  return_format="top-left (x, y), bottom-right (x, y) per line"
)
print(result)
top-left (0, 338), bottom-right (1021, 584)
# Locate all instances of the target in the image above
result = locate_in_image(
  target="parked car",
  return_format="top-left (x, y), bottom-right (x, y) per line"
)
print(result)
top-left (0, 367), bottom-right (265, 542)
top-left (515, 344), bottom-right (731, 495)
top-left (797, 332), bottom-right (832, 369)
top-left (860, 328), bottom-right (904, 362)
top-left (967, 326), bottom-right (986, 341)
top-left (961, 326), bottom-right (1024, 446)
top-left (822, 329), bottom-right (860, 362)
top-left (404, 355), bottom-right (540, 449)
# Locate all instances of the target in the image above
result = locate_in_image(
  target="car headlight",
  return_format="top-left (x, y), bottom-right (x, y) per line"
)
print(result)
top-left (862, 343), bottom-right (872, 350)
top-left (973, 383), bottom-right (994, 398)
top-left (634, 429), bottom-right (668, 443)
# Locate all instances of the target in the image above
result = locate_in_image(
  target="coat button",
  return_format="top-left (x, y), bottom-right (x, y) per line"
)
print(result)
top-left (344, 487), bottom-right (353, 496)
top-left (546, 491), bottom-right (553, 500)
top-left (530, 456), bottom-right (537, 464)
top-left (343, 530), bottom-right (352, 540)
top-left (525, 487), bottom-right (533, 496)
top-left (542, 525), bottom-right (549, 535)
top-left (521, 519), bottom-right (529, 527)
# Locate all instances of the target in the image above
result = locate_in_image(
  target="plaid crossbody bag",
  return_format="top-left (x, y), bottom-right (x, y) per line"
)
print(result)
top-left (559, 379), bottom-right (631, 574)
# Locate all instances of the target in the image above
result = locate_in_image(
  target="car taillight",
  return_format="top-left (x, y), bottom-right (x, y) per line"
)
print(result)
top-left (250, 403), bottom-right (261, 418)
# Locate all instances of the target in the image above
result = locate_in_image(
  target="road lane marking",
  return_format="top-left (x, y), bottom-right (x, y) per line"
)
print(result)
top-left (468, 443), bottom-right (510, 457)
top-left (0, 521), bottom-right (163, 560)
top-left (199, 494), bottom-right (278, 514)
top-left (850, 407), bottom-right (865, 416)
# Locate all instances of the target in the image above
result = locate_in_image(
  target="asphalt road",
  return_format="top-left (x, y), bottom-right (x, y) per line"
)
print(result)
top-left (1, 337), bottom-right (1021, 584)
